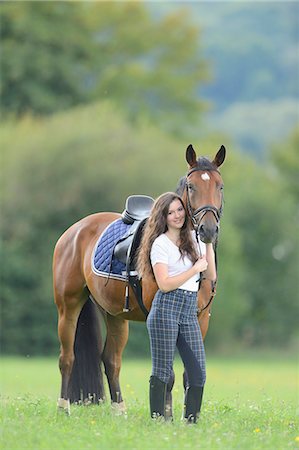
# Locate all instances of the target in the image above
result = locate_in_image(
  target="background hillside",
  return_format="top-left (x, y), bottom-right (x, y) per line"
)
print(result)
top-left (152, 1), bottom-right (299, 158)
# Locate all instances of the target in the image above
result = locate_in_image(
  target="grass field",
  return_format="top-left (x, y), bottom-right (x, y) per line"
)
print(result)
top-left (1, 353), bottom-right (298, 449)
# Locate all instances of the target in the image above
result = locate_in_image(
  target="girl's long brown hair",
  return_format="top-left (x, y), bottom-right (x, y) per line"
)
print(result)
top-left (137, 192), bottom-right (198, 279)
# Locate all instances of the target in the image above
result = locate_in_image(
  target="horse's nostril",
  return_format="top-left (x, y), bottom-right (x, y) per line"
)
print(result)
top-left (198, 223), bottom-right (219, 242)
top-left (199, 224), bottom-right (217, 232)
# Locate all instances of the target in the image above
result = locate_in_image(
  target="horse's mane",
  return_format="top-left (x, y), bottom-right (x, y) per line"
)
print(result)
top-left (176, 177), bottom-right (186, 196)
top-left (176, 157), bottom-right (217, 195)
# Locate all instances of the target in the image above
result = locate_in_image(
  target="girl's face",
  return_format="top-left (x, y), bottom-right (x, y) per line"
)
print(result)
top-left (166, 199), bottom-right (186, 231)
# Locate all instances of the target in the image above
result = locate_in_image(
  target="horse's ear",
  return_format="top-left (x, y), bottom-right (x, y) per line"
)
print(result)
top-left (186, 144), bottom-right (197, 168)
top-left (212, 145), bottom-right (226, 168)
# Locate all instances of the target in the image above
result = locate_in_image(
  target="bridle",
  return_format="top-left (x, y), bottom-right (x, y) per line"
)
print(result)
top-left (185, 167), bottom-right (223, 233)
top-left (185, 166), bottom-right (223, 314)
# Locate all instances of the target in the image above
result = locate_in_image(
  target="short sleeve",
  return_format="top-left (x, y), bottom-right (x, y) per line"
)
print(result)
top-left (150, 239), bottom-right (169, 267)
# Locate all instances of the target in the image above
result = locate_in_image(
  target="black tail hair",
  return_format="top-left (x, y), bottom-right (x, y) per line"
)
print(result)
top-left (68, 297), bottom-right (105, 404)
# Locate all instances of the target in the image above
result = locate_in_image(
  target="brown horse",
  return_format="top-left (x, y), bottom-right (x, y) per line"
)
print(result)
top-left (53, 144), bottom-right (226, 415)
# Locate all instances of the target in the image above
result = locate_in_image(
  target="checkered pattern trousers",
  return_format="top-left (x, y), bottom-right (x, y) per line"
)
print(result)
top-left (146, 289), bottom-right (206, 386)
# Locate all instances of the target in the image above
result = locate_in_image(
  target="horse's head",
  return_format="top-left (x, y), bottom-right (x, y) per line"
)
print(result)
top-left (179, 144), bottom-right (226, 244)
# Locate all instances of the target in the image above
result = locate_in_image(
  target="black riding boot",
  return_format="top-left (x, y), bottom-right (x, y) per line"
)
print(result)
top-left (149, 376), bottom-right (167, 419)
top-left (183, 385), bottom-right (204, 423)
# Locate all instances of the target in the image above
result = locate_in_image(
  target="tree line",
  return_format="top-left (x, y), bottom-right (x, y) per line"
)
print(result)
top-left (1, 102), bottom-right (298, 355)
top-left (0, 2), bottom-right (207, 135)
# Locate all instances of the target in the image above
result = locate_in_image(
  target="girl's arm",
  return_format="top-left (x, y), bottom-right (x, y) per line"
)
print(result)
top-left (153, 258), bottom-right (208, 293)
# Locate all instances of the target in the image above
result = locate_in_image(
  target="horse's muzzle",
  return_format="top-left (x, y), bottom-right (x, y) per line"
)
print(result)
top-left (198, 223), bottom-right (219, 244)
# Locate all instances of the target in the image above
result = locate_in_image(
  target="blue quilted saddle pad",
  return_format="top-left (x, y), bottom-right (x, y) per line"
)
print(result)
top-left (92, 218), bottom-right (132, 280)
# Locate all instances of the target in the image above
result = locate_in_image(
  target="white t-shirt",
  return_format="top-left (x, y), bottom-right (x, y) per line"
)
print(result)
top-left (150, 231), bottom-right (206, 292)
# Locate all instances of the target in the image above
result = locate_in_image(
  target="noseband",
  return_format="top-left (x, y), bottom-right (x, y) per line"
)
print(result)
top-left (185, 167), bottom-right (223, 230)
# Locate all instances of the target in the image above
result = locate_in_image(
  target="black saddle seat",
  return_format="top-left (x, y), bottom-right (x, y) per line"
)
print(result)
top-left (122, 195), bottom-right (154, 224)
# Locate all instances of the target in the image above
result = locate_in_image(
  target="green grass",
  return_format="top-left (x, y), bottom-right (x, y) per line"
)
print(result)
top-left (1, 354), bottom-right (298, 449)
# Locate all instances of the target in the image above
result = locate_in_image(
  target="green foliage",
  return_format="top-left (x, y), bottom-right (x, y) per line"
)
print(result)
top-left (213, 146), bottom-right (299, 347)
top-left (232, 181), bottom-right (298, 345)
top-left (0, 2), bottom-right (208, 133)
top-left (1, 357), bottom-right (298, 449)
top-left (271, 125), bottom-right (299, 202)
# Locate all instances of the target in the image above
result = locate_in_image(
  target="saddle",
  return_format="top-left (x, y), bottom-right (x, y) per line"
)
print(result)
top-left (113, 195), bottom-right (154, 315)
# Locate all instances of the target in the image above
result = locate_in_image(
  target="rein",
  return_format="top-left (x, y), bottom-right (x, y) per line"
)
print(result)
top-left (197, 279), bottom-right (217, 317)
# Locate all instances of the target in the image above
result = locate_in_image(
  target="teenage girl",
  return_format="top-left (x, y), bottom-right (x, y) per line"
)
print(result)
top-left (138, 192), bottom-right (216, 422)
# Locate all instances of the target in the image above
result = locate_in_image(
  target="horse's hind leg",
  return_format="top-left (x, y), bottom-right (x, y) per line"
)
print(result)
top-left (102, 314), bottom-right (129, 414)
top-left (56, 294), bottom-right (86, 414)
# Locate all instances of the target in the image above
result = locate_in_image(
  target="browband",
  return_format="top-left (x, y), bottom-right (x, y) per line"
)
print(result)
top-left (187, 166), bottom-right (220, 177)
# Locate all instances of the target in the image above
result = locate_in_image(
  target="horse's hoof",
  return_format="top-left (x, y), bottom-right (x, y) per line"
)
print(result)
top-left (57, 398), bottom-right (71, 416)
top-left (111, 401), bottom-right (126, 416)
top-left (165, 404), bottom-right (173, 421)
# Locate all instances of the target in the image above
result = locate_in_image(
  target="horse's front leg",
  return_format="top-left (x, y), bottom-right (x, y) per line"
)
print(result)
top-left (102, 314), bottom-right (129, 415)
top-left (166, 370), bottom-right (175, 420)
top-left (57, 296), bottom-right (84, 414)
top-left (182, 308), bottom-right (211, 393)
top-left (199, 307), bottom-right (212, 341)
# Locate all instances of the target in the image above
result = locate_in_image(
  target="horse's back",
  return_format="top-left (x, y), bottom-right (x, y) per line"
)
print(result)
top-left (53, 212), bottom-right (120, 300)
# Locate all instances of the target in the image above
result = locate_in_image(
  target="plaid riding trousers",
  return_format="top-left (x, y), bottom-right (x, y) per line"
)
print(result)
top-left (146, 288), bottom-right (206, 386)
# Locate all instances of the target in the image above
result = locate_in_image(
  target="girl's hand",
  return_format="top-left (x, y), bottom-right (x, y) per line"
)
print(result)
top-left (193, 256), bottom-right (208, 273)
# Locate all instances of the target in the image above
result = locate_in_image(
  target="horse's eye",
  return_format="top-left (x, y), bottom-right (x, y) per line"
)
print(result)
top-left (188, 185), bottom-right (194, 192)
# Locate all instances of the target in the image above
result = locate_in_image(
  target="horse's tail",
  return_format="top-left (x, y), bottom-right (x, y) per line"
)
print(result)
top-left (68, 296), bottom-right (106, 404)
